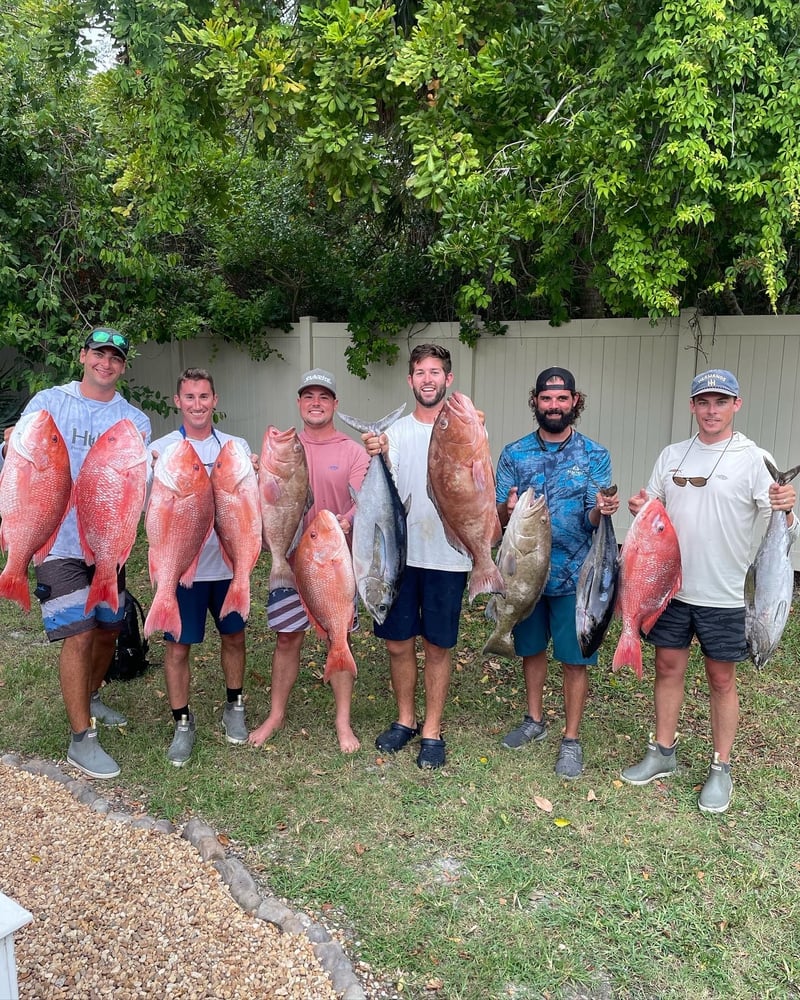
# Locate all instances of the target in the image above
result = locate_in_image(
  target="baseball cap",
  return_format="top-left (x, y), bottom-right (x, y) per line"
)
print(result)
top-left (690, 369), bottom-right (739, 398)
top-left (535, 366), bottom-right (576, 394)
top-left (298, 368), bottom-right (336, 397)
top-left (84, 327), bottom-right (129, 359)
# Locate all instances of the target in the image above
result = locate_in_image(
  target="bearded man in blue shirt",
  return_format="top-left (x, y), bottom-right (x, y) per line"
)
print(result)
top-left (495, 367), bottom-right (619, 778)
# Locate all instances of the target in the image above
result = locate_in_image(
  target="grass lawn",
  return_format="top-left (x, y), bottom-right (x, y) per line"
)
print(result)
top-left (1, 544), bottom-right (798, 1000)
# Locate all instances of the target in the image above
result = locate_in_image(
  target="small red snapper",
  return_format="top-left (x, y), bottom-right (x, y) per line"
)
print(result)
top-left (612, 498), bottom-right (682, 678)
top-left (294, 509), bottom-right (357, 681)
top-left (427, 392), bottom-right (504, 602)
top-left (0, 411), bottom-right (73, 612)
top-left (211, 439), bottom-right (261, 621)
top-left (75, 418), bottom-right (149, 614)
top-left (144, 439), bottom-right (215, 638)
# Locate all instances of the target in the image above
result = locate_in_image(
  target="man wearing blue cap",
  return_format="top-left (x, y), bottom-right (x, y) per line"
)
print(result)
top-left (621, 369), bottom-right (798, 813)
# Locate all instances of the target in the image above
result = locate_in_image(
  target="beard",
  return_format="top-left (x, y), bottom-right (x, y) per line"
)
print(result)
top-left (536, 405), bottom-right (576, 434)
top-left (413, 383), bottom-right (448, 409)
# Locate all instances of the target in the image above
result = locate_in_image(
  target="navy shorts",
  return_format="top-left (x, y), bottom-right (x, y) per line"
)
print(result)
top-left (373, 566), bottom-right (467, 649)
top-left (35, 559), bottom-right (126, 642)
top-left (645, 599), bottom-right (748, 663)
top-left (513, 592), bottom-right (597, 666)
top-left (165, 579), bottom-right (246, 645)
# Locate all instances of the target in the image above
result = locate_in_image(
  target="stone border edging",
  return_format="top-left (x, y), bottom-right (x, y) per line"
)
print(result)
top-left (2, 753), bottom-right (367, 1000)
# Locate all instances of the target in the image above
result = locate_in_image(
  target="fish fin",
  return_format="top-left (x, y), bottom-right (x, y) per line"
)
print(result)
top-left (470, 460), bottom-right (488, 493)
top-left (322, 644), bottom-right (358, 682)
top-left (33, 525), bottom-right (65, 565)
top-left (0, 569), bottom-right (32, 613)
top-left (497, 550), bottom-right (517, 577)
top-left (285, 516), bottom-right (305, 559)
top-left (178, 521), bottom-right (214, 587)
top-left (611, 630), bottom-right (644, 679)
top-left (484, 596), bottom-right (497, 622)
top-left (304, 486), bottom-right (315, 515)
top-left (468, 563), bottom-right (506, 603)
top-left (640, 574), bottom-right (682, 634)
top-left (259, 473), bottom-right (284, 505)
top-left (84, 567), bottom-right (121, 615)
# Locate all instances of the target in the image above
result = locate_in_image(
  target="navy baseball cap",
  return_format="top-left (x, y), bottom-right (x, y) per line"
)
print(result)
top-left (690, 369), bottom-right (739, 398)
top-left (535, 367), bottom-right (576, 394)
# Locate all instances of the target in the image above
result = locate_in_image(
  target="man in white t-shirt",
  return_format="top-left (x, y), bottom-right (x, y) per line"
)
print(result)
top-left (150, 368), bottom-right (256, 767)
top-left (363, 344), bottom-right (471, 770)
top-left (621, 369), bottom-right (798, 813)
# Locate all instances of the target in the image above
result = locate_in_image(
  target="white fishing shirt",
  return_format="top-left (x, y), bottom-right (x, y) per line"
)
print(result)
top-left (646, 432), bottom-right (799, 607)
top-left (150, 428), bottom-right (252, 582)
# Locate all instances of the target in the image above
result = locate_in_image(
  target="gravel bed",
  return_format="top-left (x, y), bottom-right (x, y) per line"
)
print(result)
top-left (0, 755), bottom-right (395, 1000)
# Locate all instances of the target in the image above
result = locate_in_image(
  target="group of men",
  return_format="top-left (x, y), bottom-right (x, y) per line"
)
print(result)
top-left (2, 329), bottom-right (796, 815)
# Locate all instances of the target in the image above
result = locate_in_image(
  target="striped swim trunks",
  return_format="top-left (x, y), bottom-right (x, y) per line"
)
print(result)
top-left (266, 587), bottom-right (360, 634)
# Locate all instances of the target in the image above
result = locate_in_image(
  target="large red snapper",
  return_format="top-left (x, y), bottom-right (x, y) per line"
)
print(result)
top-left (427, 392), bottom-right (504, 602)
top-left (144, 439), bottom-right (215, 639)
top-left (294, 509), bottom-right (357, 681)
top-left (75, 418), bottom-right (148, 614)
top-left (211, 439), bottom-right (261, 621)
top-left (0, 411), bottom-right (73, 612)
top-left (258, 426), bottom-right (312, 592)
top-left (612, 498), bottom-right (682, 678)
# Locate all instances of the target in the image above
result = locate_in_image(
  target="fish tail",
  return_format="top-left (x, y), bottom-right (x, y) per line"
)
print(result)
top-left (84, 567), bottom-right (120, 615)
top-left (0, 568), bottom-right (31, 613)
top-left (143, 591), bottom-right (182, 640)
top-left (611, 628), bottom-right (644, 679)
top-left (322, 644), bottom-right (357, 682)
top-left (481, 631), bottom-right (516, 660)
top-left (219, 578), bottom-right (250, 622)
top-left (268, 559), bottom-right (297, 592)
top-left (468, 564), bottom-right (506, 603)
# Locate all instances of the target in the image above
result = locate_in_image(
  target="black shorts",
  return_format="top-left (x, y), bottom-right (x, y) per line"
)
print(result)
top-left (645, 599), bottom-right (748, 663)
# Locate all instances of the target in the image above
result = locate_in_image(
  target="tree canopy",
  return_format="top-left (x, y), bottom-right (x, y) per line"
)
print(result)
top-left (2, 0), bottom-right (799, 387)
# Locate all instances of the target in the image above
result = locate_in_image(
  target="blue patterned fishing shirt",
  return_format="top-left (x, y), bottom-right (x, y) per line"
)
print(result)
top-left (495, 430), bottom-right (612, 597)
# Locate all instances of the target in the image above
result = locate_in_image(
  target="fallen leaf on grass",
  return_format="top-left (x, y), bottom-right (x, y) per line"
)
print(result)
top-left (553, 817), bottom-right (571, 828)
top-left (534, 795), bottom-right (553, 813)
top-left (354, 842), bottom-right (366, 855)
top-left (217, 833), bottom-right (231, 846)
top-left (612, 779), bottom-right (623, 788)
top-left (587, 789), bottom-right (597, 802)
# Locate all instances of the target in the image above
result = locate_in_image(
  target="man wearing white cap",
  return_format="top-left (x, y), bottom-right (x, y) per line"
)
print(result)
top-left (249, 368), bottom-right (369, 752)
top-left (622, 369), bottom-right (798, 813)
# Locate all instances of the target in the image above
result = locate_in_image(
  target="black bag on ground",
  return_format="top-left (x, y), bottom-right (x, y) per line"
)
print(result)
top-left (106, 590), bottom-right (149, 682)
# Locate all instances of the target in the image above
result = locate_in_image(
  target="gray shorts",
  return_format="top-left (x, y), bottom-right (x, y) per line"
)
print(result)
top-left (645, 599), bottom-right (748, 663)
top-left (35, 559), bottom-right (126, 641)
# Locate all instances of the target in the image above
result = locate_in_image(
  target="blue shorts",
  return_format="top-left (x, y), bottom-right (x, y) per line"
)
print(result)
top-left (513, 592), bottom-right (597, 666)
top-left (645, 599), bottom-right (748, 663)
top-left (165, 579), bottom-right (246, 645)
top-left (35, 559), bottom-right (126, 641)
top-left (373, 566), bottom-right (468, 649)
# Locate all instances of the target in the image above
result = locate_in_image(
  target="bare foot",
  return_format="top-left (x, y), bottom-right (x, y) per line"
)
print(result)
top-left (248, 715), bottom-right (284, 747)
top-left (336, 723), bottom-right (361, 753)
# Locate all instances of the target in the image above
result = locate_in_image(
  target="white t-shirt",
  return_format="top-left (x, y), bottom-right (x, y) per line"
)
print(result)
top-left (150, 427), bottom-right (252, 582)
top-left (647, 432), bottom-right (799, 607)
top-left (387, 414), bottom-right (472, 572)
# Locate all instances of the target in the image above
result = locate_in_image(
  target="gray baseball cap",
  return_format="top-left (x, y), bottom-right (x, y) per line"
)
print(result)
top-left (298, 368), bottom-right (336, 396)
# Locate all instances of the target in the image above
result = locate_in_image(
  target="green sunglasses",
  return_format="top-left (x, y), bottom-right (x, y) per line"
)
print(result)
top-left (87, 330), bottom-right (128, 350)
